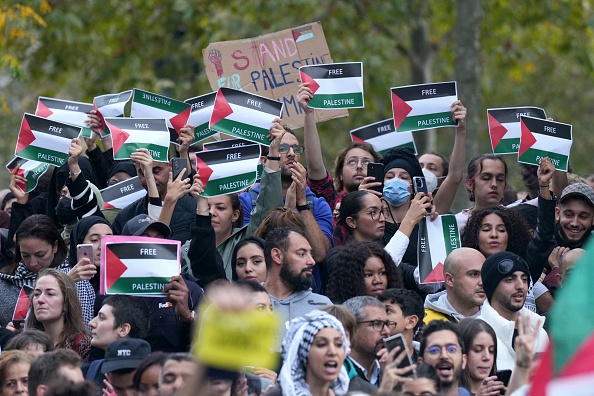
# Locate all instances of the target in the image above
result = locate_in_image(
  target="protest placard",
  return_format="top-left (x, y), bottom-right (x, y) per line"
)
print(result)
top-left (300, 62), bottom-right (364, 109)
top-left (518, 116), bottom-right (572, 172)
top-left (35, 97), bottom-right (93, 139)
top-left (106, 117), bottom-right (170, 161)
top-left (487, 107), bottom-right (546, 154)
top-left (100, 177), bottom-right (147, 210)
top-left (184, 92), bottom-right (218, 144)
top-left (6, 157), bottom-right (51, 193)
top-left (94, 90), bottom-right (133, 137)
top-left (418, 215), bottom-right (460, 284)
top-left (350, 118), bottom-right (417, 155)
top-left (203, 138), bottom-right (263, 182)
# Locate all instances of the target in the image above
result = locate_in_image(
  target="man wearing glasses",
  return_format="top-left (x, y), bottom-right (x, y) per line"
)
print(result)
top-left (418, 320), bottom-right (469, 396)
top-left (343, 296), bottom-right (395, 392)
top-left (478, 251), bottom-right (548, 371)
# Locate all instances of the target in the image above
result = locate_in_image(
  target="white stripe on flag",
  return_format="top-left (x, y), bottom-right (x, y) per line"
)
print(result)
top-left (528, 133), bottom-right (572, 153)
top-left (98, 102), bottom-right (126, 117)
top-left (188, 105), bottom-right (213, 127)
top-left (363, 132), bottom-right (414, 151)
top-left (427, 217), bottom-right (447, 269)
top-left (131, 102), bottom-right (175, 128)
top-left (119, 259), bottom-right (179, 278)
top-left (406, 95), bottom-right (455, 117)
top-left (44, 109), bottom-right (88, 127)
top-left (32, 131), bottom-right (72, 153)
top-left (121, 129), bottom-right (169, 145)
top-left (315, 77), bottom-right (362, 95)
top-left (207, 158), bottom-right (259, 181)
top-left (225, 103), bottom-right (275, 130)
top-left (498, 122), bottom-right (519, 139)
top-left (105, 191), bottom-right (147, 209)
top-left (548, 374), bottom-right (594, 396)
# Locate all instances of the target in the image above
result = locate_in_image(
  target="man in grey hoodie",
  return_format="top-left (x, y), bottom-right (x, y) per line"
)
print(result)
top-left (423, 247), bottom-right (486, 324)
top-left (263, 227), bottom-right (332, 329)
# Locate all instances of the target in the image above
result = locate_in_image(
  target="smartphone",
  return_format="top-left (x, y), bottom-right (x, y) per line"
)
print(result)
top-left (366, 163), bottom-right (385, 194)
top-left (171, 157), bottom-right (188, 180)
top-left (496, 369), bottom-right (512, 388)
top-left (77, 244), bottom-right (94, 263)
top-left (384, 333), bottom-right (415, 376)
top-left (413, 176), bottom-right (431, 214)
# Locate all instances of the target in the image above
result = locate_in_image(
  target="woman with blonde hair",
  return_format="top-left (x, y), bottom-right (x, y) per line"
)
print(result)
top-left (0, 350), bottom-right (35, 396)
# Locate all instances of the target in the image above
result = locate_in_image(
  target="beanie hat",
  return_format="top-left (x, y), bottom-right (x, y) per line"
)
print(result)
top-left (481, 251), bottom-right (531, 302)
top-left (382, 147), bottom-right (424, 180)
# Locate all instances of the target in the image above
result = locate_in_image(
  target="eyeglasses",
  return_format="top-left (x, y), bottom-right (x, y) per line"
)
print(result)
top-left (358, 320), bottom-right (397, 332)
top-left (425, 345), bottom-right (462, 357)
top-left (345, 157), bottom-right (372, 168)
top-left (496, 258), bottom-right (528, 275)
top-left (362, 207), bottom-right (390, 221)
top-left (279, 143), bottom-right (305, 154)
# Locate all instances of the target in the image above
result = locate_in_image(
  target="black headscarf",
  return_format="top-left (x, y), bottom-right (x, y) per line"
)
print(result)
top-left (382, 147), bottom-right (424, 180)
top-left (68, 216), bottom-right (111, 265)
top-left (108, 161), bottom-right (137, 180)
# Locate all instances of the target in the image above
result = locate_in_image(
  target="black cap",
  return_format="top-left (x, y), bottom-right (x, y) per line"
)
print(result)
top-left (122, 214), bottom-right (171, 238)
top-left (101, 338), bottom-right (151, 374)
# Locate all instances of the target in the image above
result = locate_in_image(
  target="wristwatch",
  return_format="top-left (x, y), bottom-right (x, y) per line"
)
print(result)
top-left (296, 203), bottom-right (312, 212)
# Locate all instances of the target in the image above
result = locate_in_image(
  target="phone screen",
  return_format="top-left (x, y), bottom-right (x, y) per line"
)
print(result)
top-left (366, 163), bottom-right (384, 194)
top-left (384, 334), bottom-right (415, 376)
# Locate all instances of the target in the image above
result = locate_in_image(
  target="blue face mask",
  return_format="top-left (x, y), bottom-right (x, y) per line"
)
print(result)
top-left (383, 178), bottom-right (411, 207)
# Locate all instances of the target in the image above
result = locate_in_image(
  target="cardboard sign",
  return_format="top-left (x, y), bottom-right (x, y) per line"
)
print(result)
top-left (202, 22), bottom-right (348, 128)
top-left (417, 215), bottom-right (460, 284)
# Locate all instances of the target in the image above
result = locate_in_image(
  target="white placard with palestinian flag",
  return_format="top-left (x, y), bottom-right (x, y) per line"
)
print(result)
top-left (100, 235), bottom-right (180, 296)
top-left (518, 116), bottom-right (572, 172)
top-left (299, 62), bottom-right (364, 109)
top-left (487, 107), bottom-right (547, 154)
top-left (203, 138), bottom-right (263, 183)
top-left (391, 81), bottom-right (458, 133)
top-left (184, 92), bottom-right (218, 145)
top-left (417, 215), bottom-right (460, 284)
top-left (6, 157), bottom-right (51, 194)
top-left (35, 97), bottom-right (94, 139)
top-left (350, 118), bottom-right (417, 155)
top-left (100, 177), bottom-right (147, 210)
top-left (209, 88), bottom-right (283, 147)
top-left (15, 113), bottom-right (82, 167)
top-left (130, 88), bottom-right (191, 145)
top-left (93, 90), bottom-right (133, 137)
top-left (195, 144), bottom-right (261, 197)
top-left (105, 117), bottom-right (170, 161)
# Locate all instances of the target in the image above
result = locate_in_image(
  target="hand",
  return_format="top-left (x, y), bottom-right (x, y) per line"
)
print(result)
top-left (85, 110), bottom-right (103, 149)
top-left (358, 176), bottom-right (383, 197)
top-left (284, 181), bottom-right (297, 210)
top-left (163, 275), bottom-right (192, 322)
top-left (189, 174), bottom-right (208, 208)
top-left (403, 193), bottom-right (432, 225)
top-left (537, 156), bottom-right (555, 187)
top-left (296, 83), bottom-right (314, 113)
top-left (5, 321), bottom-right (24, 334)
top-left (291, 162), bottom-right (307, 206)
top-left (9, 164), bottom-right (29, 203)
top-left (451, 100), bottom-right (467, 130)
top-left (67, 258), bottom-right (97, 282)
top-left (252, 367), bottom-right (277, 383)
top-left (233, 376), bottom-right (248, 396)
top-left (476, 376), bottom-right (505, 396)
top-left (378, 348), bottom-right (416, 393)
top-left (102, 375), bottom-right (114, 396)
top-left (178, 124), bottom-right (195, 155)
top-left (130, 148), bottom-right (154, 178)
top-left (68, 138), bottom-right (83, 166)
top-left (268, 118), bottom-right (285, 155)
top-left (164, 171), bottom-right (191, 204)
top-left (548, 246), bottom-right (570, 269)
top-left (514, 314), bottom-right (543, 370)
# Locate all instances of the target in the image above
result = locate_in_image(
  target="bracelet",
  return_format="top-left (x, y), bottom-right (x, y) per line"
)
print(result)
top-left (267, 156), bottom-right (281, 161)
top-left (539, 184), bottom-right (549, 188)
top-left (69, 170), bottom-right (82, 178)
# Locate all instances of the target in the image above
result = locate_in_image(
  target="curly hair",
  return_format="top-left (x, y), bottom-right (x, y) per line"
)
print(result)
top-left (461, 206), bottom-right (531, 257)
top-left (326, 241), bottom-right (403, 304)
top-left (333, 142), bottom-right (381, 192)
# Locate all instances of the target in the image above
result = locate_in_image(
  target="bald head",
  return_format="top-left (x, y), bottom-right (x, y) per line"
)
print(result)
top-left (559, 248), bottom-right (585, 283)
top-left (444, 247), bottom-right (487, 278)
top-left (443, 248), bottom-right (487, 316)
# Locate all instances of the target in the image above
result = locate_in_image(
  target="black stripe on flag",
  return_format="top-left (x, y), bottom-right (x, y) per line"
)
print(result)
top-left (94, 91), bottom-right (133, 108)
top-left (39, 97), bottom-right (94, 113)
top-left (25, 113), bottom-right (82, 139)
top-left (108, 242), bottom-right (178, 260)
top-left (520, 116), bottom-right (572, 140)
top-left (100, 177), bottom-right (144, 203)
top-left (220, 88), bottom-right (283, 115)
top-left (350, 119), bottom-right (395, 141)
top-left (488, 107), bottom-right (546, 124)
top-left (417, 218), bottom-right (434, 282)
top-left (185, 92), bottom-right (216, 112)
top-left (203, 138), bottom-right (258, 151)
top-left (105, 117), bottom-right (168, 133)
top-left (301, 62), bottom-right (362, 79)
top-left (391, 82), bottom-right (457, 102)
top-left (196, 143), bottom-right (261, 166)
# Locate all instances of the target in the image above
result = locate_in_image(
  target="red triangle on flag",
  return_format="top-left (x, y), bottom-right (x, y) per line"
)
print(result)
top-left (210, 89), bottom-right (234, 126)
top-left (105, 245), bottom-right (128, 291)
top-left (487, 113), bottom-right (509, 150)
top-left (300, 70), bottom-right (320, 95)
top-left (36, 99), bottom-right (54, 118)
top-left (12, 287), bottom-right (31, 321)
top-left (15, 168), bottom-right (27, 192)
top-left (423, 262), bottom-right (445, 283)
top-left (519, 119), bottom-right (537, 158)
top-left (107, 121), bottom-right (130, 156)
top-left (528, 342), bottom-right (553, 396)
top-left (16, 117), bottom-right (37, 153)
top-left (170, 106), bottom-right (191, 133)
top-left (104, 202), bottom-right (116, 210)
top-left (351, 134), bottom-right (365, 143)
top-left (93, 102), bottom-right (106, 131)
top-left (391, 92), bottom-right (413, 129)
top-left (196, 156), bottom-right (214, 188)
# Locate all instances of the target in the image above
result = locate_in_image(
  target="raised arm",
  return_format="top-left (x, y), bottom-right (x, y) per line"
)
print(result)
top-left (298, 83), bottom-right (327, 180)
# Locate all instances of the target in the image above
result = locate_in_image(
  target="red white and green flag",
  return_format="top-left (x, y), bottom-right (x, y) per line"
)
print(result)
top-left (100, 235), bottom-right (180, 297)
top-left (518, 116), bottom-right (572, 172)
top-left (203, 138), bottom-right (263, 183)
top-left (529, 239), bottom-right (594, 395)
top-left (209, 88), bottom-right (283, 146)
top-left (105, 117), bottom-right (170, 161)
top-left (417, 215), bottom-right (460, 284)
top-left (185, 92), bottom-right (218, 145)
top-left (35, 96), bottom-right (93, 139)
top-left (15, 113), bottom-right (81, 167)
top-left (12, 285), bottom-right (33, 324)
top-left (487, 107), bottom-right (547, 154)
top-left (391, 81), bottom-right (458, 133)
top-left (350, 118), bottom-right (417, 155)
top-left (93, 90), bottom-right (133, 137)
top-left (299, 62), bottom-right (364, 109)
top-left (195, 144), bottom-right (261, 197)
top-left (130, 88), bottom-right (191, 144)
top-left (6, 157), bottom-right (51, 193)
top-left (100, 177), bottom-right (147, 210)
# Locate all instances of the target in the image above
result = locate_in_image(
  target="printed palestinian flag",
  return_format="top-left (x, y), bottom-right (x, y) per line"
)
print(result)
top-left (15, 113), bottom-right (82, 167)
top-left (417, 215), bottom-right (460, 284)
top-left (292, 24), bottom-right (314, 42)
top-left (130, 88), bottom-right (191, 142)
top-left (12, 285), bottom-right (33, 324)
top-left (93, 90), bottom-right (133, 137)
top-left (203, 138), bottom-right (263, 183)
top-left (105, 117), bottom-right (170, 161)
top-left (184, 92), bottom-right (218, 144)
top-left (350, 118), bottom-right (417, 155)
top-left (518, 116), bottom-right (572, 172)
top-left (300, 62), bottom-right (364, 109)
top-left (100, 177), bottom-right (147, 210)
top-left (487, 107), bottom-right (547, 154)
top-left (391, 81), bottom-right (458, 133)
top-left (195, 144), bottom-right (261, 197)
top-left (529, 239), bottom-right (594, 395)
top-left (35, 96), bottom-right (93, 139)
top-left (6, 157), bottom-right (51, 193)
top-left (209, 88), bottom-right (283, 146)
top-left (100, 236), bottom-right (180, 296)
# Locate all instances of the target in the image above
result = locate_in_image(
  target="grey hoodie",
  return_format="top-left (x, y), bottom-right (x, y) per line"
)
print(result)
top-left (424, 290), bottom-right (481, 322)
top-left (270, 289), bottom-right (332, 340)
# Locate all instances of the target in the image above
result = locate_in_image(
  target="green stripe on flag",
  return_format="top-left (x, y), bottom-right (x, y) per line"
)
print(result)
top-left (397, 111), bottom-right (455, 132)
top-left (194, 122), bottom-right (217, 143)
top-left (203, 171), bottom-right (256, 197)
top-left (308, 93), bottom-right (364, 109)
top-left (108, 276), bottom-right (171, 294)
top-left (379, 142), bottom-right (416, 156)
top-left (114, 143), bottom-right (169, 161)
top-left (17, 145), bottom-right (68, 167)
top-left (519, 148), bottom-right (568, 171)
top-left (133, 91), bottom-right (188, 113)
top-left (441, 215), bottom-right (460, 257)
top-left (493, 138), bottom-right (520, 154)
top-left (211, 119), bottom-right (269, 146)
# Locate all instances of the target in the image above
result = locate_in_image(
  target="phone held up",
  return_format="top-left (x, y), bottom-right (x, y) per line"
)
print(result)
top-left (384, 333), bottom-right (415, 377)
top-left (366, 162), bottom-right (385, 194)
top-left (76, 244), bottom-right (94, 263)
top-left (413, 176), bottom-right (431, 214)
top-left (171, 157), bottom-right (188, 181)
